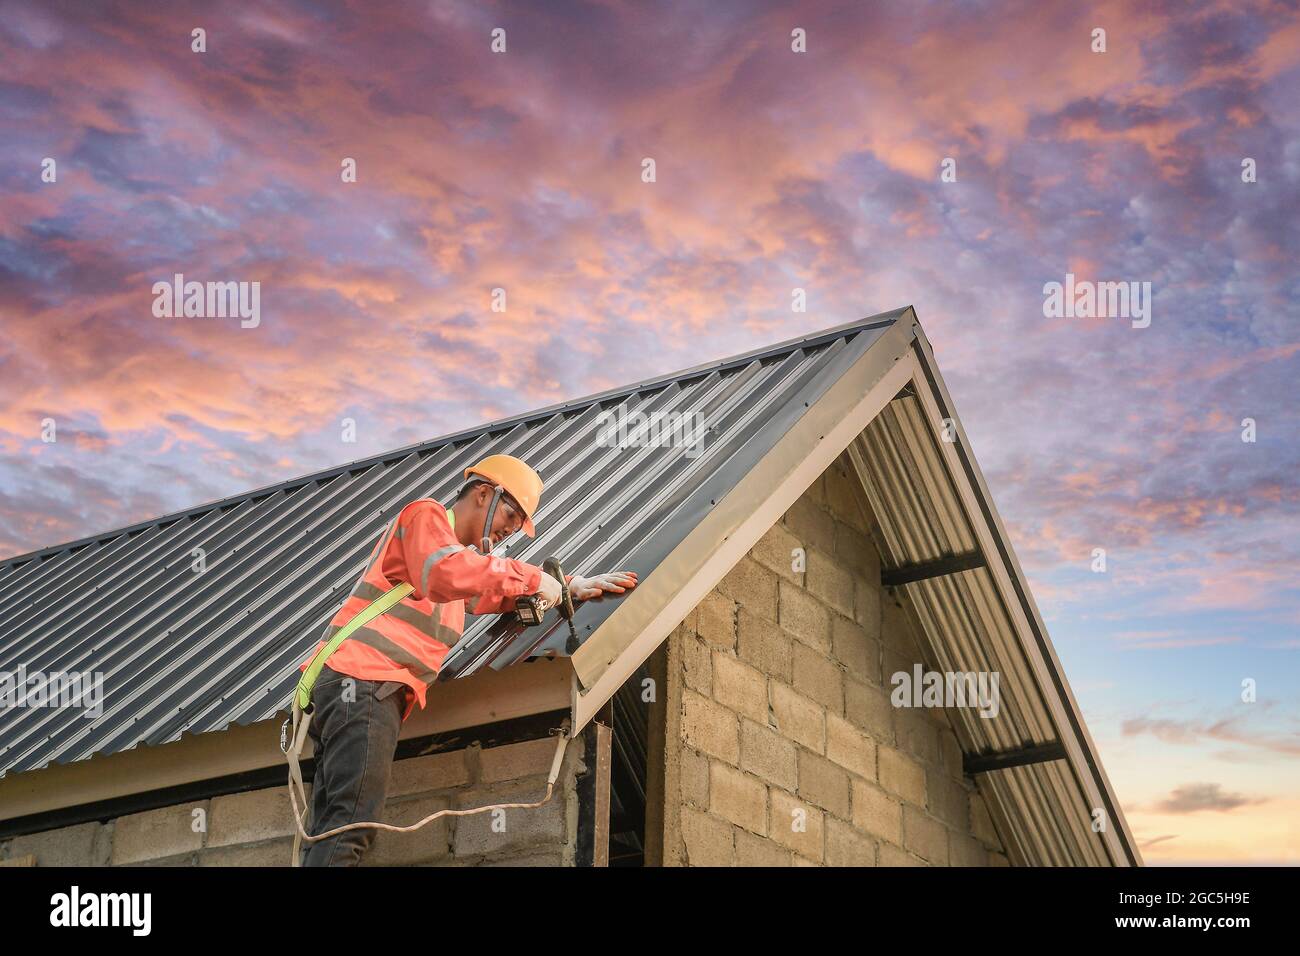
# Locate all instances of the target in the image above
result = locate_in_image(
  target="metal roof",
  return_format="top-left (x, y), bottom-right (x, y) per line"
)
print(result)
top-left (0, 309), bottom-right (905, 778)
top-left (0, 306), bottom-right (1140, 866)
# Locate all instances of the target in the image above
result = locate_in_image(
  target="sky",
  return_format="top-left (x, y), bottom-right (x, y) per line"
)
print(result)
top-left (0, 0), bottom-right (1297, 864)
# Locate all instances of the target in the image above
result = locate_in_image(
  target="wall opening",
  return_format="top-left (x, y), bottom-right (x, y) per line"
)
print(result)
top-left (607, 661), bottom-right (653, 866)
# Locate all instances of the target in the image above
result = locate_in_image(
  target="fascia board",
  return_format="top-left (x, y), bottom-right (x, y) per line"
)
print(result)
top-left (0, 656), bottom-right (572, 820)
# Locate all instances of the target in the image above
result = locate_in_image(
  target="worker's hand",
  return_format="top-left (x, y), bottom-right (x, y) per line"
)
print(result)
top-left (569, 570), bottom-right (638, 602)
top-left (535, 571), bottom-right (564, 609)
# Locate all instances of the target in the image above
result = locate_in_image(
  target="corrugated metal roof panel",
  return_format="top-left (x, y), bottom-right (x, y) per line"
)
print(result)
top-left (0, 313), bottom-right (901, 777)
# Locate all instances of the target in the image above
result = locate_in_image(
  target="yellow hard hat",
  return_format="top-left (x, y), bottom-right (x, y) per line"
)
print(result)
top-left (463, 454), bottom-right (544, 537)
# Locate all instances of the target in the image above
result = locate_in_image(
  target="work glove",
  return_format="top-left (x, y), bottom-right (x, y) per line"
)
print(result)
top-left (534, 571), bottom-right (564, 610)
top-left (568, 570), bottom-right (638, 602)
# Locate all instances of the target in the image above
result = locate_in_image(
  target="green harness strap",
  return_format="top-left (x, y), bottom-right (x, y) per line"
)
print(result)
top-left (294, 509), bottom-right (456, 712)
top-left (295, 582), bottom-right (413, 711)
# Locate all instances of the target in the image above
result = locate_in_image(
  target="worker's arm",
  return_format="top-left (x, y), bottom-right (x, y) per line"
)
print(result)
top-left (468, 569), bottom-right (640, 613)
top-left (470, 572), bottom-right (639, 614)
top-left (395, 500), bottom-right (543, 605)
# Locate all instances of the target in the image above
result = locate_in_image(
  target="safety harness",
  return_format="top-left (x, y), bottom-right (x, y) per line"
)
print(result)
top-left (282, 502), bottom-right (570, 867)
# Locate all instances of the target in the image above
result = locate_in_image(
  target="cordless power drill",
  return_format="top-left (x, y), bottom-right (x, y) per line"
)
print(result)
top-left (514, 557), bottom-right (579, 651)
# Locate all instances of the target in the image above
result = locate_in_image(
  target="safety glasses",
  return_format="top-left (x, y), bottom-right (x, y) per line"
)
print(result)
top-left (498, 496), bottom-right (524, 535)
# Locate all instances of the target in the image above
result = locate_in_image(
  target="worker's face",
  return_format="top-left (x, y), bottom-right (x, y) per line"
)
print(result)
top-left (468, 484), bottom-right (524, 549)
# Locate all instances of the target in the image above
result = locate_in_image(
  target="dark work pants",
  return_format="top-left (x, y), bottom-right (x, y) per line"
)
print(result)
top-left (300, 668), bottom-right (409, 867)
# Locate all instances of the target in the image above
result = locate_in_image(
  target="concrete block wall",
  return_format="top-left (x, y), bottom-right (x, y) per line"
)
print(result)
top-left (0, 734), bottom-right (585, 867)
top-left (656, 453), bottom-right (1009, 866)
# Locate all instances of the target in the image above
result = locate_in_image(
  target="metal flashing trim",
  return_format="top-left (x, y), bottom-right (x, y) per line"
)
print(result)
top-left (570, 315), bottom-right (920, 720)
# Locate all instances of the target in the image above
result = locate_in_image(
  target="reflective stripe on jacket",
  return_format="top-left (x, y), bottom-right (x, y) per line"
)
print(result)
top-left (298, 498), bottom-right (543, 720)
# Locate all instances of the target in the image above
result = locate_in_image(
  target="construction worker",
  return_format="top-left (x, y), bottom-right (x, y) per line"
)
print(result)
top-left (296, 454), bottom-right (637, 866)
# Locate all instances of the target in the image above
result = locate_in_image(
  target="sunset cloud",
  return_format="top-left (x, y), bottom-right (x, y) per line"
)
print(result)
top-left (1, 0), bottom-right (1297, 862)
top-left (1153, 782), bottom-right (1265, 814)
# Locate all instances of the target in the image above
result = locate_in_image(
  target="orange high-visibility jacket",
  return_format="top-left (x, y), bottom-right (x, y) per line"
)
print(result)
top-left (298, 499), bottom-right (543, 720)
